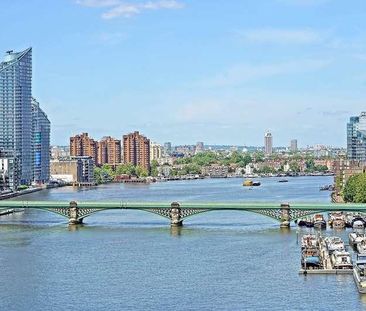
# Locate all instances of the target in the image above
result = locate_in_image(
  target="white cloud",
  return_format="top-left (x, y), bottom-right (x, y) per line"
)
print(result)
top-left (239, 28), bottom-right (323, 45)
top-left (76, 0), bottom-right (185, 19)
top-left (102, 0), bottom-right (184, 19)
top-left (201, 59), bottom-right (332, 87)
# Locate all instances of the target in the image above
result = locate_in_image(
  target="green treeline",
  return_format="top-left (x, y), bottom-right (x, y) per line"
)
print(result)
top-left (174, 151), bottom-right (255, 167)
top-left (94, 163), bottom-right (152, 184)
top-left (343, 173), bottom-right (366, 203)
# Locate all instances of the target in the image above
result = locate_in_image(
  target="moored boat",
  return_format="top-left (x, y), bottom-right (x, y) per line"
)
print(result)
top-left (330, 250), bottom-right (352, 269)
top-left (349, 232), bottom-right (366, 248)
top-left (324, 236), bottom-right (345, 254)
top-left (357, 238), bottom-right (366, 254)
top-left (354, 254), bottom-right (366, 293)
top-left (301, 234), bottom-right (318, 250)
top-left (313, 214), bottom-right (326, 229)
top-left (352, 216), bottom-right (366, 229)
top-left (329, 212), bottom-right (346, 229)
top-left (298, 217), bottom-right (313, 227)
top-left (301, 247), bottom-right (321, 270)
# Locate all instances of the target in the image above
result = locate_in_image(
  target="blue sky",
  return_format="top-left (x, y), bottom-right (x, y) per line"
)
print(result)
top-left (1, 0), bottom-right (366, 147)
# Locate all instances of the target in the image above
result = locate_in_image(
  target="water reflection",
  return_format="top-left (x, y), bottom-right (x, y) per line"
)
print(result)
top-left (170, 225), bottom-right (182, 237)
top-left (68, 224), bottom-right (84, 232)
top-left (279, 227), bottom-right (291, 235)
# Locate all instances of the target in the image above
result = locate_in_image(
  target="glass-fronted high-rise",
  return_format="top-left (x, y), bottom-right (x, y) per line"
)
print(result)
top-left (32, 98), bottom-right (50, 183)
top-left (347, 112), bottom-right (366, 161)
top-left (0, 48), bottom-right (33, 184)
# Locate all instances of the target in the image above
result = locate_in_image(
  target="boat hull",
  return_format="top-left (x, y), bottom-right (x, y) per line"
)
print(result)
top-left (354, 269), bottom-right (366, 294)
top-left (314, 221), bottom-right (326, 229)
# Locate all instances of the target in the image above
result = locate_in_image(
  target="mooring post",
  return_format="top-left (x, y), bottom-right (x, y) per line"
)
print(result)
top-left (280, 203), bottom-right (290, 228)
top-left (169, 202), bottom-right (183, 227)
top-left (68, 201), bottom-right (82, 225)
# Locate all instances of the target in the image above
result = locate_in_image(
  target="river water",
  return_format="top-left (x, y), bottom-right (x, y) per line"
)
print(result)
top-left (0, 176), bottom-right (365, 311)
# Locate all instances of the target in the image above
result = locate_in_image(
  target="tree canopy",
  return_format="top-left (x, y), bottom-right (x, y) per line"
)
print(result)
top-left (343, 173), bottom-right (366, 203)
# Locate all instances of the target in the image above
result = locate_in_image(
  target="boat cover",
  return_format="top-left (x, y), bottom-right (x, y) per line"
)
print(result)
top-left (305, 256), bottom-right (320, 265)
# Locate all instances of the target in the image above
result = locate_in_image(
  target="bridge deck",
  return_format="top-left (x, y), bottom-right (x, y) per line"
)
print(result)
top-left (0, 201), bottom-right (366, 211)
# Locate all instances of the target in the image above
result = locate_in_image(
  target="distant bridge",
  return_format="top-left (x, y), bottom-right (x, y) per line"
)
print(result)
top-left (1, 201), bottom-right (365, 227)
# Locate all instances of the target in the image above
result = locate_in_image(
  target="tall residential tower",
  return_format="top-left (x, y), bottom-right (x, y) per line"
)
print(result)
top-left (347, 112), bottom-right (366, 161)
top-left (123, 131), bottom-right (150, 172)
top-left (32, 98), bottom-right (51, 183)
top-left (0, 48), bottom-right (33, 183)
top-left (264, 131), bottom-right (273, 156)
top-left (70, 133), bottom-right (98, 165)
top-left (98, 136), bottom-right (121, 166)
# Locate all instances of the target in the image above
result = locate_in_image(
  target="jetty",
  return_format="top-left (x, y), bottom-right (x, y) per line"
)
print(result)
top-left (299, 234), bottom-right (353, 275)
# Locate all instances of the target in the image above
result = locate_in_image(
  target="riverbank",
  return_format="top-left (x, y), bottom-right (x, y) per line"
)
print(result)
top-left (0, 187), bottom-right (43, 201)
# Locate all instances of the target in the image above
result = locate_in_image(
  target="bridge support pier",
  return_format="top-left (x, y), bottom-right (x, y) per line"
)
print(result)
top-left (169, 202), bottom-right (183, 227)
top-left (280, 203), bottom-right (290, 228)
top-left (68, 201), bottom-right (83, 225)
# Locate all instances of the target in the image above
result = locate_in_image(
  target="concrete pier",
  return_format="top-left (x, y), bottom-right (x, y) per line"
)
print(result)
top-left (280, 203), bottom-right (290, 228)
top-left (169, 202), bottom-right (183, 227)
top-left (68, 201), bottom-right (83, 225)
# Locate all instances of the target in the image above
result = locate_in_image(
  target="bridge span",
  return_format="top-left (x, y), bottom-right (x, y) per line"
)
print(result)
top-left (1, 200), bottom-right (366, 227)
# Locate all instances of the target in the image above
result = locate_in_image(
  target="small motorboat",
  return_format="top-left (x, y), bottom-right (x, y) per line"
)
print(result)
top-left (298, 217), bottom-right (313, 227)
top-left (349, 232), bottom-right (366, 248)
top-left (243, 180), bottom-right (261, 187)
top-left (352, 216), bottom-right (366, 229)
top-left (324, 236), bottom-right (345, 254)
top-left (357, 238), bottom-right (366, 254)
top-left (331, 250), bottom-right (352, 270)
top-left (329, 212), bottom-right (346, 229)
top-left (353, 254), bottom-right (366, 293)
top-left (278, 179), bottom-right (288, 183)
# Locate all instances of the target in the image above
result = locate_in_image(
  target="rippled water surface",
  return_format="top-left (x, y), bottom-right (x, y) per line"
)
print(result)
top-left (0, 176), bottom-right (364, 311)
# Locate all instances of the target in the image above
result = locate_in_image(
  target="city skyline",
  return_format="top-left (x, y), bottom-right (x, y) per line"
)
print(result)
top-left (1, 1), bottom-right (366, 146)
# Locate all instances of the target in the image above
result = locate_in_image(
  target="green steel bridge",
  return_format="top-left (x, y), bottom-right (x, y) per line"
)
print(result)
top-left (1, 200), bottom-right (366, 227)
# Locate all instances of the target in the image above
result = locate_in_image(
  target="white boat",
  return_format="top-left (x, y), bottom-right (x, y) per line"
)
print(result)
top-left (353, 219), bottom-right (365, 229)
top-left (313, 214), bottom-right (326, 229)
top-left (349, 232), bottom-right (366, 248)
top-left (331, 250), bottom-right (352, 269)
top-left (354, 254), bottom-right (366, 293)
top-left (329, 212), bottom-right (346, 229)
top-left (324, 236), bottom-right (345, 254)
top-left (301, 234), bottom-right (317, 250)
top-left (357, 238), bottom-right (366, 254)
